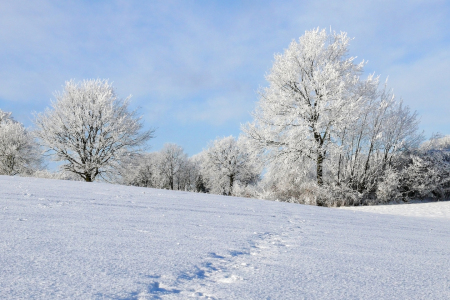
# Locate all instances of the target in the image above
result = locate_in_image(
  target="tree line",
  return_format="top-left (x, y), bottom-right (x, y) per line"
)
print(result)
top-left (1, 28), bottom-right (449, 205)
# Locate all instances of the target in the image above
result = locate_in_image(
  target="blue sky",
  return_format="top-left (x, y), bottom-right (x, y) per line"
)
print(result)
top-left (1, 0), bottom-right (449, 156)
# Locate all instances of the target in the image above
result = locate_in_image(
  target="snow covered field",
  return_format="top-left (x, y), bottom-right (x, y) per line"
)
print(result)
top-left (1, 176), bottom-right (450, 299)
top-left (340, 200), bottom-right (450, 219)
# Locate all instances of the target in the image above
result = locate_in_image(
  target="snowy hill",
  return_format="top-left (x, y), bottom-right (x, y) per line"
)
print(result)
top-left (1, 176), bottom-right (450, 299)
top-left (341, 200), bottom-right (450, 219)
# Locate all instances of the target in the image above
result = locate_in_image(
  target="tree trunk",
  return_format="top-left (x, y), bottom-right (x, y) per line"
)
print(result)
top-left (337, 153), bottom-right (342, 185)
top-left (229, 174), bottom-right (235, 196)
top-left (313, 129), bottom-right (325, 186)
top-left (360, 140), bottom-right (375, 191)
top-left (85, 173), bottom-right (92, 182)
top-left (317, 152), bottom-right (324, 186)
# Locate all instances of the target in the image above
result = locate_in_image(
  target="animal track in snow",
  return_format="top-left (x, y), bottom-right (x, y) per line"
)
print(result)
top-left (172, 231), bottom-right (292, 298)
top-left (117, 225), bottom-right (299, 299)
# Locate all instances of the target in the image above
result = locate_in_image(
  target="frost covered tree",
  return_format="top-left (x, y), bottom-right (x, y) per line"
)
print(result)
top-left (243, 28), bottom-right (367, 186)
top-left (189, 154), bottom-right (208, 193)
top-left (118, 152), bottom-right (160, 188)
top-left (34, 79), bottom-right (154, 182)
top-left (334, 83), bottom-right (422, 193)
top-left (0, 109), bottom-right (13, 123)
top-left (392, 134), bottom-right (450, 201)
top-left (242, 28), bottom-right (423, 205)
top-left (119, 144), bottom-right (201, 192)
top-left (200, 136), bottom-right (260, 196)
top-left (158, 143), bottom-right (189, 190)
top-left (175, 157), bottom-right (200, 192)
top-left (0, 109), bottom-right (41, 176)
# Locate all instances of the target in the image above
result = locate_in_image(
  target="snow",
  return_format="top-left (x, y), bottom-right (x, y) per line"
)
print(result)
top-left (1, 175), bottom-right (450, 299)
top-left (340, 200), bottom-right (450, 219)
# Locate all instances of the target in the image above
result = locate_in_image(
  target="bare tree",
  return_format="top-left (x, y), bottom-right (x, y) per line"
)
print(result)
top-left (34, 79), bottom-right (154, 182)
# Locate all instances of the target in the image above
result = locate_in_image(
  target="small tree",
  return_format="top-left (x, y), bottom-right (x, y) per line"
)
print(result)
top-left (34, 79), bottom-right (154, 182)
top-left (119, 144), bottom-right (200, 191)
top-left (118, 152), bottom-right (160, 188)
top-left (201, 136), bottom-right (260, 196)
top-left (0, 109), bottom-right (41, 175)
top-left (394, 134), bottom-right (450, 201)
top-left (158, 143), bottom-right (188, 190)
top-left (190, 154), bottom-right (208, 193)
